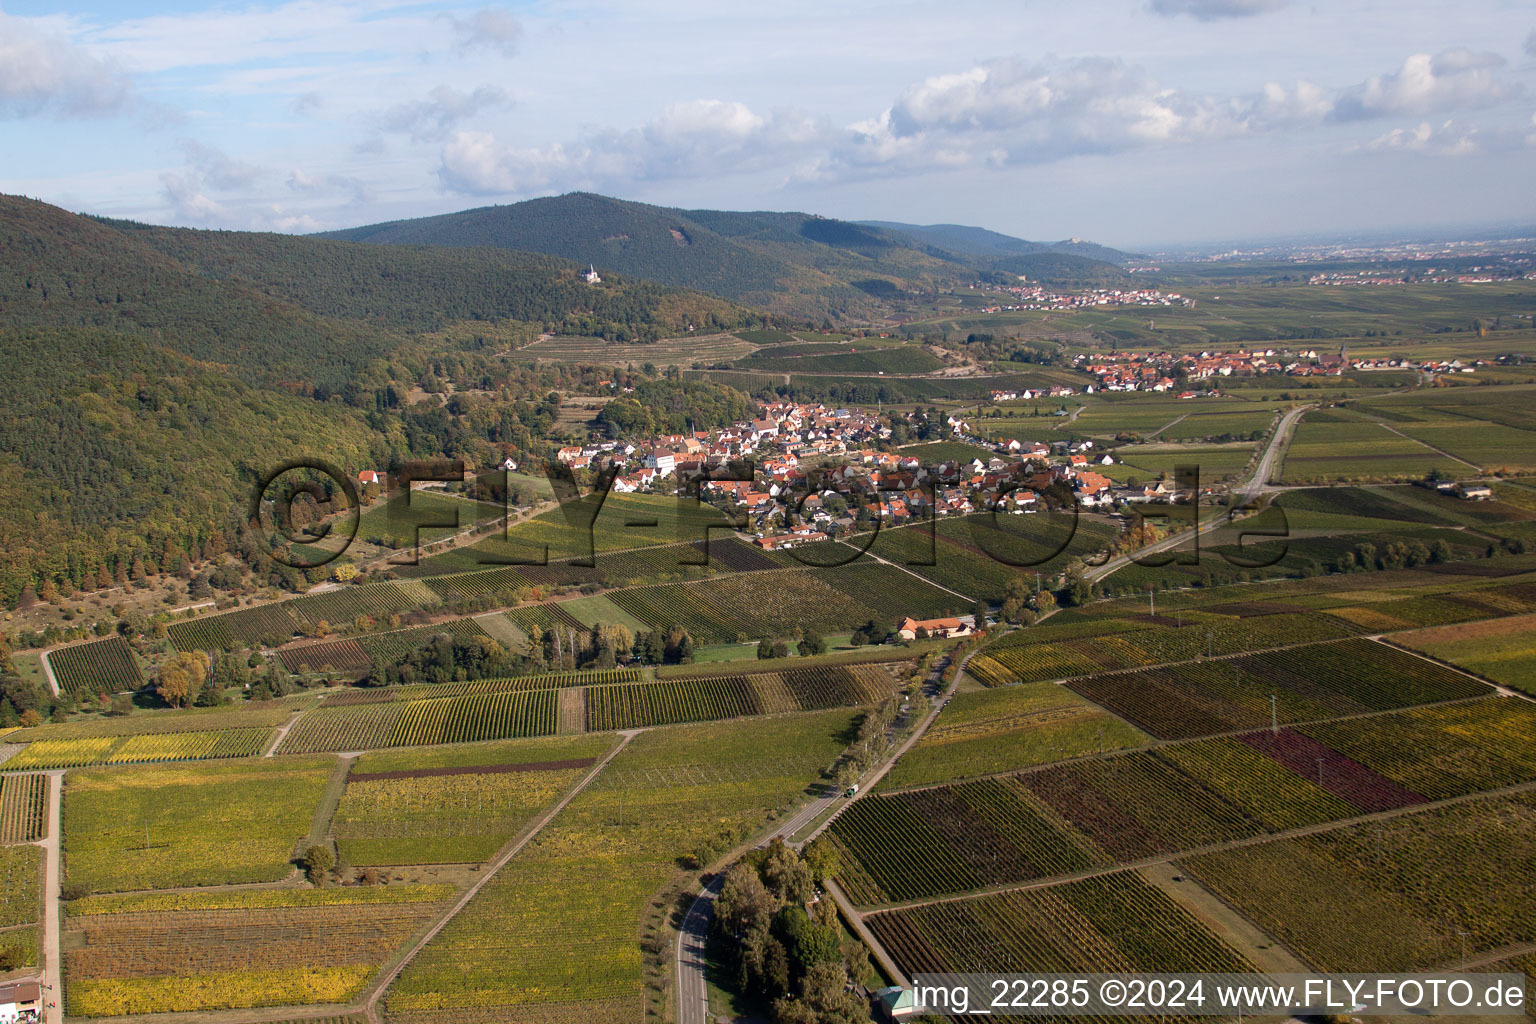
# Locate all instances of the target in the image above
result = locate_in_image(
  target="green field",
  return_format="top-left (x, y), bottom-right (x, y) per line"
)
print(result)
top-left (508, 331), bottom-right (758, 368)
top-left (894, 440), bottom-right (996, 464)
top-left (1062, 396), bottom-right (1277, 441)
top-left (0, 845), bottom-right (42, 968)
top-left (910, 280), bottom-right (1536, 349)
top-left (734, 341), bottom-right (946, 375)
top-left (607, 563), bottom-right (967, 645)
top-left (334, 735), bottom-right (613, 865)
top-left (394, 493), bottom-right (739, 576)
top-left (1396, 612), bottom-right (1536, 695)
top-left (879, 682), bottom-right (1148, 790)
top-left (1280, 413), bottom-right (1448, 483)
top-left (1351, 385), bottom-right (1536, 473)
top-left (555, 593), bottom-right (660, 634)
top-left (1113, 444), bottom-right (1256, 483)
top-left (64, 757), bottom-right (335, 894)
top-left (1183, 791), bottom-right (1536, 971)
top-left (824, 513), bottom-right (1118, 606)
top-left (357, 490), bottom-right (512, 549)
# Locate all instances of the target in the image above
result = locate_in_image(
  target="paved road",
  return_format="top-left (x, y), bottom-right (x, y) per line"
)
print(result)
top-left (1084, 403), bottom-right (1311, 585)
top-left (40, 771), bottom-right (62, 1024)
top-left (1233, 403), bottom-right (1311, 510)
top-left (674, 874), bottom-right (722, 1024)
top-left (674, 650), bottom-right (966, 1024)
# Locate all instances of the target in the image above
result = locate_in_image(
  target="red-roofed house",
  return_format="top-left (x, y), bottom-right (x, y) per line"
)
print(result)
top-left (896, 616), bottom-right (973, 640)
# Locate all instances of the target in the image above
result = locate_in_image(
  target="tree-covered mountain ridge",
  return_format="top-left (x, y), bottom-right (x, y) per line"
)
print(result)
top-left (318, 192), bottom-right (1131, 319)
top-left (0, 194), bottom-right (772, 607)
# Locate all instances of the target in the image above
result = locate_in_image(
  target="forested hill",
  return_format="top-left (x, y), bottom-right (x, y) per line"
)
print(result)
top-left (318, 193), bottom-right (1129, 318)
top-left (857, 220), bottom-right (1131, 263)
top-left (0, 195), bottom-right (757, 389)
top-left (0, 194), bottom-right (768, 606)
top-left (314, 193), bottom-right (1130, 316)
top-left (858, 220), bottom-right (1133, 283)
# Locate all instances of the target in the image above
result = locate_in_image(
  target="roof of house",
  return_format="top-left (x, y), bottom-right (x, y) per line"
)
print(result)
top-left (899, 616), bottom-right (964, 632)
top-left (0, 980), bottom-right (41, 1003)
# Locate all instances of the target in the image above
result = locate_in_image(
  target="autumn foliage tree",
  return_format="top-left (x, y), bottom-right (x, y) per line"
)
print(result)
top-left (155, 651), bottom-right (209, 708)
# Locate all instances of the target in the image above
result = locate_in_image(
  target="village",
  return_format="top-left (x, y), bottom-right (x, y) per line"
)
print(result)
top-left (549, 399), bottom-right (1175, 553)
top-left (1070, 347), bottom-right (1487, 389)
top-left (962, 281), bottom-right (1194, 313)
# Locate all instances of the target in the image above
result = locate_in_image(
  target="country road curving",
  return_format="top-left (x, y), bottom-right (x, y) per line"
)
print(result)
top-left (673, 646), bottom-right (973, 1024)
top-left (1084, 403), bottom-right (1312, 585)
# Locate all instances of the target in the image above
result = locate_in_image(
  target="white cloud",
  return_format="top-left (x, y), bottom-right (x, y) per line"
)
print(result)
top-left (181, 139), bottom-right (262, 190)
top-left (804, 56), bottom-right (1246, 181)
top-left (435, 43), bottom-right (1529, 197)
top-left (1148, 0), bottom-right (1288, 19)
top-left (438, 99), bottom-right (821, 195)
top-left (1526, 29), bottom-right (1536, 58)
top-left (1246, 80), bottom-right (1336, 128)
top-left (809, 46), bottom-right (1525, 182)
top-left (159, 141), bottom-right (267, 226)
top-left (263, 207), bottom-right (322, 233)
top-left (444, 6), bottom-right (522, 58)
top-left (159, 170), bottom-right (230, 224)
top-left (288, 168), bottom-right (372, 203)
top-left (1332, 49), bottom-right (1517, 120)
top-left (886, 57), bottom-right (1208, 144)
top-left (1360, 119), bottom-right (1480, 156)
top-left (0, 9), bottom-right (132, 117)
top-left (378, 84), bottom-right (510, 143)
top-left (85, 1), bottom-right (427, 76)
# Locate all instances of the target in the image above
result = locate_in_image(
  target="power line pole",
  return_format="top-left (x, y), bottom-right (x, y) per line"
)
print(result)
top-left (1270, 694), bottom-right (1279, 736)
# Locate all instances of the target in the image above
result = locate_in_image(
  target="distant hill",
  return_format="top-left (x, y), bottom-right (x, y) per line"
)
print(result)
top-left (860, 220), bottom-right (1133, 280)
top-left (0, 194), bottom-right (764, 605)
top-left (319, 194), bottom-right (1129, 318)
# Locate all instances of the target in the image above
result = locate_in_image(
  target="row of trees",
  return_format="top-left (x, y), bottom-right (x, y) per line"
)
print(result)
top-left (714, 839), bottom-right (871, 1024)
top-left (361, 618), bottom-right (702, 687)
top-left (758, 632), bottom-right (826, 660)
top-left (157, 647), bottom-right (301, 706)
top-left (365, 633), bottom-right (535, 688)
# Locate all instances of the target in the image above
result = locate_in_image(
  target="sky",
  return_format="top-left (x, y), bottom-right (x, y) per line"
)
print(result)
top-left (2, 0), bottom-right (1534, 248)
